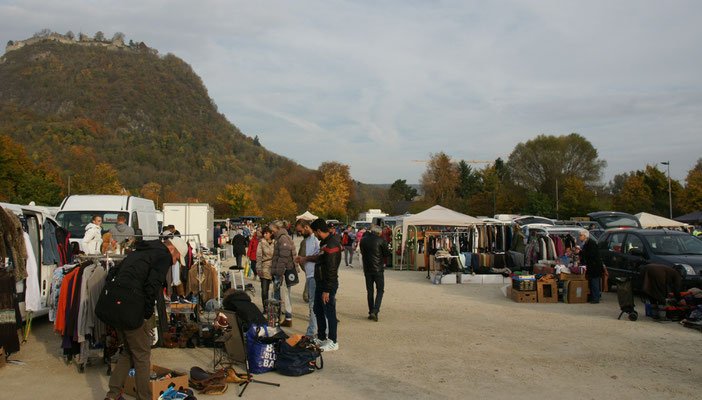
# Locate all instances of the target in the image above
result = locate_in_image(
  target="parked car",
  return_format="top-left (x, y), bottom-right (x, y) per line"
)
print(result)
top-left (598, 229), bottom-right (702, 290)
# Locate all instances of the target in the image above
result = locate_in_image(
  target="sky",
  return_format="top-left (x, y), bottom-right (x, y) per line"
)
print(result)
top-left (1, 0), bottom-right (701, 184)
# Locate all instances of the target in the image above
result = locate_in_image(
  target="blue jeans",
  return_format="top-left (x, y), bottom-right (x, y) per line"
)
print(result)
top-left (314, 282), bottom-right (338, 343)
top-left (589, 277), bottom-right (601, 302)
top-left (305, 277), bottom-right (317, 337)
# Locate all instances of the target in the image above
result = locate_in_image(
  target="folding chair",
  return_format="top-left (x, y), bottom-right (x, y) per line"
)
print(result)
top-left (215, 310), bottom-right (280, 397)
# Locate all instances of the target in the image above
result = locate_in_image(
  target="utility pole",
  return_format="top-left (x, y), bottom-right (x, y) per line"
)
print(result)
top-left (555, 178), bottom-right (559, 220)
top-left (661, 161), bottom-right (672, 219)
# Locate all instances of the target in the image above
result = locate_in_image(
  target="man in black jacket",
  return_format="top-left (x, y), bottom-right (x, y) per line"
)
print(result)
top-left (578, 231), bottom-right (603, 304)
top-left (360, 225), bottom-right (390, 321)
top-left (103, 237), bottom-right (186, 400)
top-left (304, 218), bottom-right (341, 352)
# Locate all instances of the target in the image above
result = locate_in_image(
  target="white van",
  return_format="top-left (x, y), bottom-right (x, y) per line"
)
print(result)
top-left (0, 202), bottom-right (61, 318)
top-left (55, 195), bottom-right (159, 249)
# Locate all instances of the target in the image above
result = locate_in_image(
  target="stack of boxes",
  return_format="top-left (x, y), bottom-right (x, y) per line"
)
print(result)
top-left (510, 275), bottom-right (537, 303)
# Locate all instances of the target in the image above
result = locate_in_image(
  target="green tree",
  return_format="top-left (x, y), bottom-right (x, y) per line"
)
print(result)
top-left (253, 135), bottom-right (261, 146)
top-left (0, 135), bottom-right (62, 205)
top-left (507, 133), bottom-right (606, 196)
top-left (94, 31), bottom-right (105, 41)
top-left (524, 192), bottom-right (553, 216)
top-left (456, 161), bottom-right (481, 200)
top-left (389, 179), bottom-right (417, 202)
top-left (421, 152), bottom-right (459, 207)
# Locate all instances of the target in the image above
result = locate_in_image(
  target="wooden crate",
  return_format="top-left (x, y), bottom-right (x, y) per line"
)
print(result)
top-left (537, 280), bottom-right (558, 303)
top-left (511, 289), bottom-right (537, 303)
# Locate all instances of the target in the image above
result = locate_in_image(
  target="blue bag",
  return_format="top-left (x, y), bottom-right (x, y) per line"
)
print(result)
top-left (245, 324), bottom-right (285, 374)
top-left (275, 338), bottom-right (323, 376)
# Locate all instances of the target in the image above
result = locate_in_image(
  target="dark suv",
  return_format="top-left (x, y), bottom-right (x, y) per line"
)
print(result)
top-left (598, 229), bottom-right (702, 289)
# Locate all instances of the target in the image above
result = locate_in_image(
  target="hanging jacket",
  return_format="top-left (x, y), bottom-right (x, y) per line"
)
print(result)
top-left (82, 223), bottom-right (103, 255)
top-left (42, 220), bottom-right (61, 265)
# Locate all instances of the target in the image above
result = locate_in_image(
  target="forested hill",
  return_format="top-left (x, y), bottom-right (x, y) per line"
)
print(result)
top-left (0, 36), bottom-right (305, 201)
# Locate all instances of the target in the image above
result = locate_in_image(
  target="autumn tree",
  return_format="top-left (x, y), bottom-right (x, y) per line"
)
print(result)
top-left (318, 161), bottom-right (354, 201)
top-left (682, 158), bottom-right (702, 213)
top-left (613, 174), bottom-right (652, 214)
top-left (217, 183), bottom-right (261, 217)
top-left (72, 162), bottom-right (123, 195)
top-left (0, 135), bottom-right (62, 205)
top-left (265, 187), bottom-right (298, 221)
top-left (310, 172), bottom-right (350, 219)
top-left (421, 152), bottom-right (459, 207)
top-left (140, 182), bottom-right (162, 207)
top-left (559, 177), bottom-right (596, 219)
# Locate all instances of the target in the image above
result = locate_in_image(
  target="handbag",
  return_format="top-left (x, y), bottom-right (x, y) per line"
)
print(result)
top-left (284, 267), bottom-right (299, 286)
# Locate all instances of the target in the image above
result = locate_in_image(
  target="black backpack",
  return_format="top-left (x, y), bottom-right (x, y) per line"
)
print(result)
top-left (95, 264), bottom-right (146, 330)
top-left (275, 337), bottom-right (323, 376)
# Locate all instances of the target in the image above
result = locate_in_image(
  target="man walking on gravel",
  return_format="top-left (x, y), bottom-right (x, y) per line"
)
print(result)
top-left (360, 225), bottom-right (390, 321)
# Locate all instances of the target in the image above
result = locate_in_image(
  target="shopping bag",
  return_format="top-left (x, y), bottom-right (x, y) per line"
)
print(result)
top-left (245, 324), bottom-right (287, 374)
top-left (244, 262), bottom-right (252, 278)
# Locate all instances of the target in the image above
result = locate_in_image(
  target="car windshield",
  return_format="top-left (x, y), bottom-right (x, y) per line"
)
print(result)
top-left (645, 234), bottom-right (702, 256)
top-left (55, 211), bottom-right (128, 239)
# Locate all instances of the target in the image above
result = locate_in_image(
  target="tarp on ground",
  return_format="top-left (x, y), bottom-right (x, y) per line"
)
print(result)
top-left (296, 211), bottom-right (319, 221)
top-left (635, 212), bottom-right (689, 228)
top-left (674, 210), bottom-right (702, 225)
top-left (400, 205), bottom-right (484, 252)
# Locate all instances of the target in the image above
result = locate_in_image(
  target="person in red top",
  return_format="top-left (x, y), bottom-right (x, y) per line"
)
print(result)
top-left (248, 229), bottom-right (260, 279)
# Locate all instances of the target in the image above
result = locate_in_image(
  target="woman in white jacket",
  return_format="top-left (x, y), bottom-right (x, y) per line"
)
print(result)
top-left (82, 215), bottom-right (103, 255)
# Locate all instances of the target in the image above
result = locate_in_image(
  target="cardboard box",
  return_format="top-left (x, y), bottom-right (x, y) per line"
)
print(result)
top-left (559, 273), bottom-right (587, 281)
top-left (564, 280), bottom-right (589, 303)
top-left (459, 274), bottom-right (482, 284)
top-left (124, 365), bottom-right (189, 400)
top-left (0, 347), bottom-right (5, 369)
top-left (440, 273), bottom-right (458, 284)
top-left (511, 289), bottom-right (538, 303)
top-left (482, 275), bottom-right (505, 284)
top-left (537, 280), bottom-right (558, 303)
top-left (511, 277), bottom-right (536, 291)
top-left (533, 263), bottom-right (556, 274)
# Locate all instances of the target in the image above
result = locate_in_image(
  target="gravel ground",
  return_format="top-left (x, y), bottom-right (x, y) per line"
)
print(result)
top-left (2, 249), bottom-right (701, 399)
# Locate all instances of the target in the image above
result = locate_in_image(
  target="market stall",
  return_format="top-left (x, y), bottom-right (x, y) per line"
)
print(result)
top-left (635, 212), bottom-right (691, 230)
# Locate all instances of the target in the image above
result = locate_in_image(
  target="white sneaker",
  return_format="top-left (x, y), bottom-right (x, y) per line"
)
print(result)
top-left (313, 338), bottom-right (325, 347)
top-left (321, 340), bottom-right (339, 352)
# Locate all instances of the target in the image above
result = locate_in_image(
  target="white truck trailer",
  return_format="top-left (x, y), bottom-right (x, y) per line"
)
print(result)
top-left (162, 203), bottom-right (214, 249)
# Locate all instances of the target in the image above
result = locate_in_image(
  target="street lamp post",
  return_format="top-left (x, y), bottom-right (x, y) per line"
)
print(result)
top-left (661, 161), bottom-right (672, 219)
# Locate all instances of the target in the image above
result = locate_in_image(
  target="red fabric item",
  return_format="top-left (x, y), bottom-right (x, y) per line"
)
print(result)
top-left (247, 235), bottom-right (259, 260)
top-left (54, 267), bottom-right (79, 334)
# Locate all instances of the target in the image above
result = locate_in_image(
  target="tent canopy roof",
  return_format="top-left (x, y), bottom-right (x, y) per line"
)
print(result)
top-left (674, 210), bottom-right (702, 224)
top-left (401, 205), bottom-right (483, 253)
top-left (635, 212), bottom-right (688, 228)
top-left (296, 211), bottom-right (319, 221)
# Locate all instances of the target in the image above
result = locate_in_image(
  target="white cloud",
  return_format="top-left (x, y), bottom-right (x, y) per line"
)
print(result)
top-left (1, 0), bottom-right (701, 183)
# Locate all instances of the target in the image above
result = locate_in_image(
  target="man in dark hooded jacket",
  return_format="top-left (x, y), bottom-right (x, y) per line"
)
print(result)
top-left (102, 237), bottom-right (186, 400)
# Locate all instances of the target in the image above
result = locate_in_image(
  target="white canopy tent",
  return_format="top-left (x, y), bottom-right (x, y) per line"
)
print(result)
top-left (635, 212), bottom-right (690, 229)
top-left (400, 205), bottom-right (484, 253)
top-left (296, 211), bottom-right (319, 221)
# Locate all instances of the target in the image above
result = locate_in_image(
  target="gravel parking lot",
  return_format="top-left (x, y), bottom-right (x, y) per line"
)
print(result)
top-left (2, 255), bottom-right (701, 399)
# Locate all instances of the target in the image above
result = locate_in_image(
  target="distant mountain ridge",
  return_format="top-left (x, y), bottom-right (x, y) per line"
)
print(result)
top-left (0, 34), bottom-right (305, 199)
